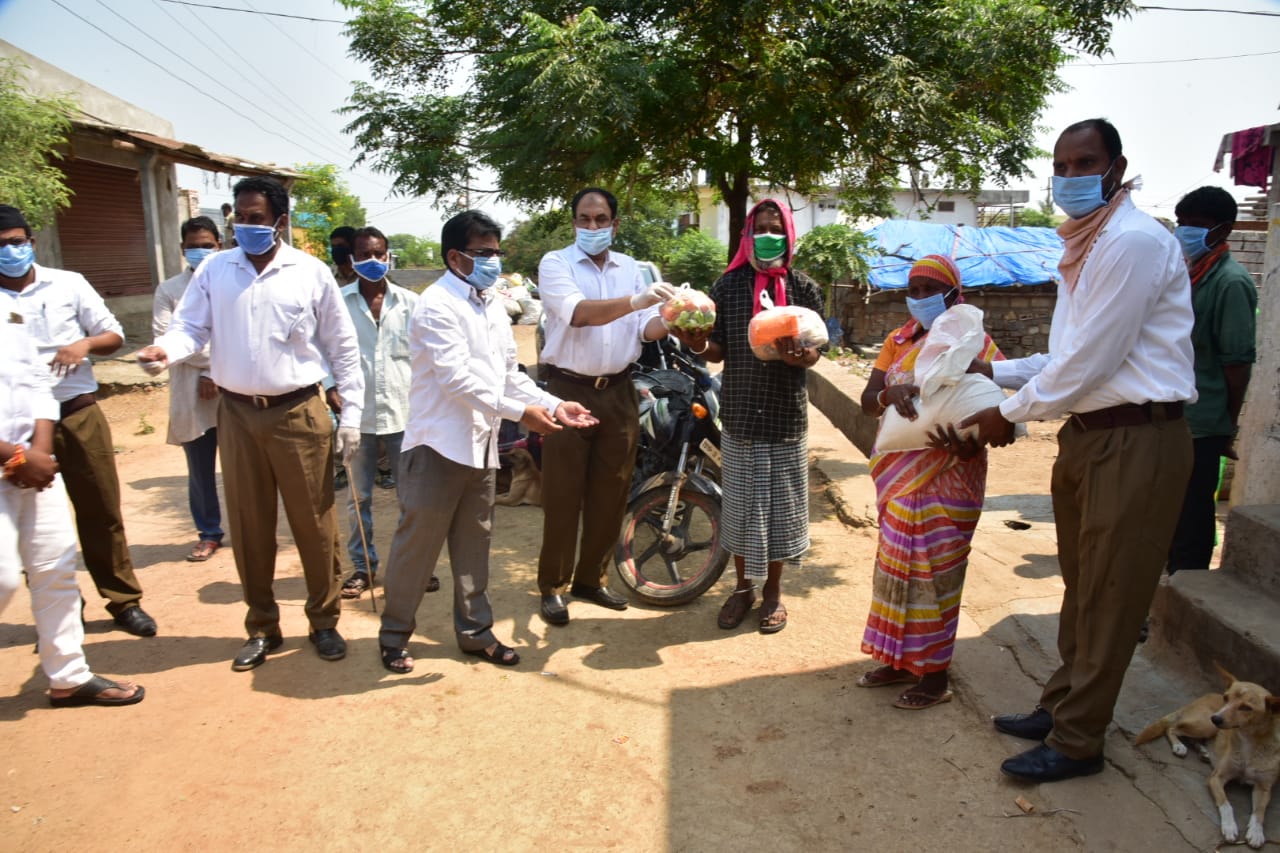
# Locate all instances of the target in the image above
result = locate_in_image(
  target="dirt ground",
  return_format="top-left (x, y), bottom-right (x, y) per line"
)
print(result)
top-left (0, 326), bottom-right (1235, 851)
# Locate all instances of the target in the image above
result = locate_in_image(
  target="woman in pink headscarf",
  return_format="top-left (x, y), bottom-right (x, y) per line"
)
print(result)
top-left (670, 199), bottom-right (824, 634)
top-left (856, 255), bottom-right (1004, 709)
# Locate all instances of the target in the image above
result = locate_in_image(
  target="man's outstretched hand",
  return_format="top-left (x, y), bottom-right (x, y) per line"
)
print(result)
top-left (958, 406), bottom-right (1017, 447)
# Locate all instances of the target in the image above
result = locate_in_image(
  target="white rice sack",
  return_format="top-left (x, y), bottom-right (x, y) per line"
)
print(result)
top-left (875, 373), bottom-right (1008, 452)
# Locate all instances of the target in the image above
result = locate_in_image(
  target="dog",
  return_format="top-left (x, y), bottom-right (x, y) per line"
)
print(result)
top-left (1135, 663), bottom-right (1280, 849)
top-left (495, 448), bottom-right (541, 507)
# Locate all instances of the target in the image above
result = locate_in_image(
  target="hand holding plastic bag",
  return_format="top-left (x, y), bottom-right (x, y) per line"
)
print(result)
top-left (748, 294), bottom-right (828, 361)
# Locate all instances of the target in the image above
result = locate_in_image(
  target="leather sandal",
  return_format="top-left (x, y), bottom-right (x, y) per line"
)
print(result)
top-left (381, 645), bottom-right (413, 674)
top-left (341, 572), bottom-right (370, 599)
top-left (465, 642), bottom-right (520, 667)
top-left (186, 539), bottom-right (220, 562)
top-left (717, 586), bottom-right (756, 629)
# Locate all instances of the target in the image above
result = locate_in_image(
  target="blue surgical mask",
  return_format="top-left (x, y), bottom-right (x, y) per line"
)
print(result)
top-left (905, 288), bottom-right (954, 330)
top-left (1052, 162), bottom-right (1116, 219)
top-left (184, 247), bottom-right (215, 269)
top-left (575, 226), bottom-right (613, 256)
top-left (0, 242), bottom-right (35, 278)
top-left (465, 254), bottom-right (502, 291)
top-left (234, 218), bottom-right (281, 256)
top-left (353, 257), bottom-right (389, 282)
top-left (1173, 223), bottom-right (1226, 262)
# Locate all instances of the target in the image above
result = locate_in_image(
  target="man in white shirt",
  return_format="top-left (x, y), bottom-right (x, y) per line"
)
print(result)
top-left (137, 177), bottom-right (365, 672)
top-left (325, 225), bottom-right (421, 599)
top-left (376, 211), bottom-right (596, 674)
top-left (535, 187), bottom-right (674, 626)
top-left (0, 205), bottom-right (155, 638)
top-left (959, 119), bottom-right (1195, 783)
top-left (153, 215), bottom-right (225, 563)
top-left (0, 314), bottom-right (144, 707)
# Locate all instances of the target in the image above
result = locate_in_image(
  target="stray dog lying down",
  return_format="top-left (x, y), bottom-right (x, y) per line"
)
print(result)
top-left (1135, 664), bottom-right (1280, 849)
top-left (495, 448), bottom-right (541, 507)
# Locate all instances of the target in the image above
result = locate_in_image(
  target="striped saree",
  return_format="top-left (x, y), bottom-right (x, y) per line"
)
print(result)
top-left (860, 332), bottom-right (1002, 676)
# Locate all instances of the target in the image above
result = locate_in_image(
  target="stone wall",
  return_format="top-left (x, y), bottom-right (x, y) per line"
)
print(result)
top-left (1228, 229), bottom-right (1266, 287)
top-left (837, 286), bottom-right (1058, 358)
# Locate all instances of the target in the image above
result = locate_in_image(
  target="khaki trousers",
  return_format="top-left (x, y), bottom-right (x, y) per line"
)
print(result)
top-left (217, 391), bottom-right (342, 637)
top-left (54, 402), bottom-right (143, 615)
top-left (1041, 416), bottom-right (1192, 758)
top-left (537, 375), bottom-right (639, 594)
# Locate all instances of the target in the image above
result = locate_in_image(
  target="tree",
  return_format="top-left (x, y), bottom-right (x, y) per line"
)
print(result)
top-left (792, 223), bottom-right (878, 316)
top-left (386, 233), bottom-right (441, 268)
top-left (502, 208), bottom-right (573, 278)
top-left (290, 162), bottom-right (367, 259)
top-left (665, 230), bottom-right (728, 291)
top-left (340, 0), bottom-right (1127, 259)
top-left (0, 59), bottom-right (75, 230)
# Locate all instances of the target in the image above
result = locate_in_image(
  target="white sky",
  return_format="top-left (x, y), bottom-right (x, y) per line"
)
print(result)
top-left (2, 0), bottom-right (1278, 236)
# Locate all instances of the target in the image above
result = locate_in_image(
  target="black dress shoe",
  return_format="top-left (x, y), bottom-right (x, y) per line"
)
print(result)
top-left (113, 606), bottom-right (157, 637)
top-left (993, 707), bottom-right (1054, 741)
top-left (309, 628), bottom-right (347, 661)
top-left (232, 635), bottom-right (284, 671)
top-left (569, 584), bottom-right (629, 611)
top-left (1000, 743), bottom-right (1104, 782)
top-left (540, 594), bottom-right (569, 625)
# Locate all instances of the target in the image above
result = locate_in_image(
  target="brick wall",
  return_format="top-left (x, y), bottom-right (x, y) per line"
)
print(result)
top-left (1228, 230), bottom-right (1266, 287)
top-left (838, 286), bottom-right (1058, 358)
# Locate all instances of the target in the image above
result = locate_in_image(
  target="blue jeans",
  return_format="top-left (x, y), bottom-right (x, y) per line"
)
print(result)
top-left (346, 431), bottom-right (403, 574)
top-left (181, 427), bottom-right (223, 542)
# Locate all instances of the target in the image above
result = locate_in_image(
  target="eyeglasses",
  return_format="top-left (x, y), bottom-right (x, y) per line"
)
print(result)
top-left (464, 248), bottom-right (507, 259)
top-left (0, 237), bottom-right (31, 248)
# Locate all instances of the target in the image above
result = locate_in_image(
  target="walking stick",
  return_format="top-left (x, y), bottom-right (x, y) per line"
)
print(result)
top-left (347, 477), bottom-right (378, 613)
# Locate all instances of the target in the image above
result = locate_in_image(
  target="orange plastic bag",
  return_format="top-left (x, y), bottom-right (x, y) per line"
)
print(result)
top-left (748, 306), bottom-right (827, 360)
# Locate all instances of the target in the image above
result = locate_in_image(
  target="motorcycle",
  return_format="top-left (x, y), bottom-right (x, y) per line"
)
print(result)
top-left (613, 341), bottom-right (729, 606)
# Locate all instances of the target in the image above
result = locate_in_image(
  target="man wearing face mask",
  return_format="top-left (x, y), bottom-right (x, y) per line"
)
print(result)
top-left (376, 210), bottom-right (597, 673)
top-left (1167, 187), bottom-right (1256, 574)
top-left (153, 215), bottom-right (225, 563)
top-left (0, 205), bottom-right (155, 638)
top-left (329, 226), bottom-right (358, 286)
top-left (137, 176), bottom-right (364, 672)
top-left (960, 119), bottom-right (1196, 783)
top-left (534, 187), bottom-right (675, 626)
top-left (326, 225), bottom-right (424, 600)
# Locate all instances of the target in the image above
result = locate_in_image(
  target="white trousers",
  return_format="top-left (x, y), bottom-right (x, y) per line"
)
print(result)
top-left (0, 475), bottom-right (92, 690)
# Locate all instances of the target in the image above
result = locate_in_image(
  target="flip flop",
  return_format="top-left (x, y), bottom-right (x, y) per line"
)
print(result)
top-left (49, 675), bottom-right (145, 708)
top-left (856, 666), bottom-right (921, 688)
top-left (465, 642), bottom-right (520, 667)
top-left (892, 688), bottom-right (954, 711)
top-left (758, 600), bottom-right (788, 634)
top-left (717, 586), bottom-right (757, 629)
top-left (186, 540), bottom-right (220, 562)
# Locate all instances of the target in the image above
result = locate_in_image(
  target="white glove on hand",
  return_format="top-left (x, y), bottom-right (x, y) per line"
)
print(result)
top-left (630, 282), bottom-right (678, 310)
top-left (335, 427), bottom-right (361, 466)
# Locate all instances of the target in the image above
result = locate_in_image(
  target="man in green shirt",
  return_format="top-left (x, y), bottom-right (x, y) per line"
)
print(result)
top-left (1168, 186), bottom-right (1257, 573)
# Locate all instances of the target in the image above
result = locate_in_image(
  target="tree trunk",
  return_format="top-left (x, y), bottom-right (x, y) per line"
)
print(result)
top-left (718, 170), bottom-right (750, 261)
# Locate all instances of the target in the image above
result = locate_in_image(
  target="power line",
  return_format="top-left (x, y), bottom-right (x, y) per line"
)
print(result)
top-left (155, 0), bottom-right (345, 23)
top-left (1068, 47), bottom-right (1280, 67)
top-left (242, 0), bottom-right (349, 84)
top-left (50, 0), bottom-right (349, 168)
top-left (1137, 5), bottom-right (1280, 17)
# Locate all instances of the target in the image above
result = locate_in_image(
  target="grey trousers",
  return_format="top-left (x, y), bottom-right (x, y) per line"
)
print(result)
top-left (378, 444), bottom-right (498, 652)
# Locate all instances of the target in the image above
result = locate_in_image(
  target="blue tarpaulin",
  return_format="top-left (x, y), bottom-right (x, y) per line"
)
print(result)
top-left (862, 221), bottom-right (1064, 290)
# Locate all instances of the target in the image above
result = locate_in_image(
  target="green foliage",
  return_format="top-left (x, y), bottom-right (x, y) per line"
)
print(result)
top-left (793, 224), bottom-right (878, 315)
top-left (0, 60), bottom-right (75, 230)
top-left (135, 414), bottom-right (155, 436)
top-left (665, 230), bottom-right (729, 292)
top-left (502, 208), bottom-right (573, 278)
top-left (387, 233), bottom-right (441, 268)
top-left (291, 163), bottom-right (367, 258)
top-left (340, 0), bottom-right (1128, 256)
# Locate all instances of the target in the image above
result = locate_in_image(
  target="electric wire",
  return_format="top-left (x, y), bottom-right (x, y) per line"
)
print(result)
top-left (242, 0), bottom-right (350, 84)
top-left (155, 0), bottom-right (345, 23)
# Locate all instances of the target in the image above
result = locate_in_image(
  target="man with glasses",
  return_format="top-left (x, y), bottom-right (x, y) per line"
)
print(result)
top-left (137, 177), bottom-right (364, 672)
top-left (0, 205), bottom-right (156, 638)
top-left (534, 187), bottom-right (675, 625)
top-left (376, 210), bottom-right (596, 673)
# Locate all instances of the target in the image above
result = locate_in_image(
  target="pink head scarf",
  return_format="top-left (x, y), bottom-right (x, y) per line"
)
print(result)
top-left (724, 198), bottom-right (797, 316)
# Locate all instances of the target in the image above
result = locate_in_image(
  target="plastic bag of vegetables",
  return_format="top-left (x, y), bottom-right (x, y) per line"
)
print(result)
top-left (659, 284), bottom-right (717, 332)
top-left (748, 305), bottom-right (828, 360)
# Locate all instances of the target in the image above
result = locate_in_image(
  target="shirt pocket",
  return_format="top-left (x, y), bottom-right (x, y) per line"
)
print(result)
top-left (270, 299), bottom-right (312, 346)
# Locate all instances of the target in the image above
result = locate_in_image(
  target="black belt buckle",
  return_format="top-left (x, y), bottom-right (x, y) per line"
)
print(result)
top-left (593, 376), bottom-right (609, 391)
top-left (251, 394), bottom-right (271, 409)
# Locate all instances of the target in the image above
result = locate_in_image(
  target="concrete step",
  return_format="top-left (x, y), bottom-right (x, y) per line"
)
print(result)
top-left (1219, 504), bottom-right (1280, 597)
top-left (1148, 567), bottom-right (1280, 690)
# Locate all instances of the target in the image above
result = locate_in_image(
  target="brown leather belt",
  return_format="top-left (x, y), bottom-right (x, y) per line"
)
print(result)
top-left (59, 393), bottom-right (97, 419)
top-left (1070, 401), bottom-right (1184, 431)
top-left (542, 363), bottom-right (631, 391)
top-left (219, 384), bottom-right (319, 410)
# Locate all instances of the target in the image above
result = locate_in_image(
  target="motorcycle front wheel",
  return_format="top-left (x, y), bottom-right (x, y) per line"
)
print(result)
top-left (614, 485), bottom-right (729, 606)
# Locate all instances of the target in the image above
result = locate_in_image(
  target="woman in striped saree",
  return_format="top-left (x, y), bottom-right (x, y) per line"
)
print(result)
top-left (857, 255), bottom-right (1003, 710)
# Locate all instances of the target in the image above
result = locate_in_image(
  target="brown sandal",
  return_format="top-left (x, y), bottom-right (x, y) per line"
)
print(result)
top-left (758, 600), bottom-right (788, 634)
top-left (186, 540), bottom-right (220, 562)
top-left (893, 686), bottom-right (954, 710)
top-left (856, 665), bottom-right (920, 688)
top-left (717, 586), bottom-right (756, 629)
